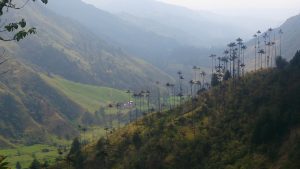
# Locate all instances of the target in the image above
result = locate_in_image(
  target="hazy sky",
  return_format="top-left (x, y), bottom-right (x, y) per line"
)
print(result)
top-left (83, 0), bottom-right (300, 29)
top-left (158, 0), bottom-right (300, 11)
top-left (158, 0), bottom-right (300, 24)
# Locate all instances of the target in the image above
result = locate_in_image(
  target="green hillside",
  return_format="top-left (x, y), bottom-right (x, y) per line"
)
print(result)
top-left (0, 0), bottom-right (171, 149)
top-left (41, 74), bottom-right (128, 113)
top-left (62, 52), bottom-right (300, 169)
top-left (0, 60), bottom-right (83, 148)
top-left (0, 2), bottom-right (173, 89)
top-left (0, 144), bottom-right (60, 168)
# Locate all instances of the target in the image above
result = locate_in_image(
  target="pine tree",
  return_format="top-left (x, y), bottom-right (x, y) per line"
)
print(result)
top-left (16, 162), bottom-right (22, 169)
top-left (211, 73), bottom-right (220, 87)
top-left (68, 138), bottom-right (85, 169)
top-left (29, 159), bottom-right (41, 169)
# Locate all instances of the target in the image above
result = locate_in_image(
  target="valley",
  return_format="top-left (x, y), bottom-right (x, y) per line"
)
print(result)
top-left (0, 0), bottom-right (299, 169)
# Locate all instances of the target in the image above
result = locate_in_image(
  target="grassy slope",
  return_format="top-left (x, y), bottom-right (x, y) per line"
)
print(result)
top-left (41, 74), bottom-right (129, 113)
top-left (70, 53), bottom-right (300, 169)
top-left (0, 144), bottom-right (60, 168)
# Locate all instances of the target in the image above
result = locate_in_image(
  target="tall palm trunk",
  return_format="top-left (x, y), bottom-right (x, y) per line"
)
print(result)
top-left (257, 30), bottom-right (261, 69)
top-left (279, 29), bottom-right (283, 57)
top-left (254, 34), bottom-right (258, 71)
top-left (271, 30), bottom-right (277, 67)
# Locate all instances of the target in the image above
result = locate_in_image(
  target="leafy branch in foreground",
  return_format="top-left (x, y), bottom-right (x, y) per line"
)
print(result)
top-left (0, 155), bottom-right (10, 169)
top-left (0, 0), bottom-right (47, 41)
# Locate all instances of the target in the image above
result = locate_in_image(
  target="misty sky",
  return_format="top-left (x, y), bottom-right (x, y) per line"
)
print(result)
top-left (158, 0), bottom-right (300, 24)
top-left (158, 0), bottom-right (300, 11)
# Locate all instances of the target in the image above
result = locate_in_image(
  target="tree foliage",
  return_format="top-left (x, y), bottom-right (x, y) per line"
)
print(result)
top-left (210, 73), bottom-right (220, 87)
top-left (275, 56), bottom-right (288, 69)
top-left (68, 138), bottom-right (85, 169)
top-left (0, 156), bottom-right (10, 169)
top-left (0, 0), bottom-right (47, 41)
top-left (29, 159), bottom-right (41, 169)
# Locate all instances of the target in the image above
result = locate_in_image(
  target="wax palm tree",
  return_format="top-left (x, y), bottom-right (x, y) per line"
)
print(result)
top-left (133, 93), bottom-right (139, 124)
top-left (223, 50), bottom-right (229, 71)
top-left (220, 57), bottom-right (226, 72)
top-left (257, 30), bottom-right (261, 49)
top-left (166, 83), bottom-right (175, 108)
top-left (138, 92), bottom-right (143, 117)
top-left (156, 81), bottom-right (161, 112)
top-left (266, 41), bottom-right (272, 67)
top-left (232, 47), bottom-right (238, 78)
top-left (177, 71), bottom-right (184, 105)
top-left (241, 45), bottom-right (247, 76)
top-left (191, 66), bottom-right (199, 95)
top-left (258, 49), bottom-right (265, 69)
top-left (253, 34), bottom-right (258, 71)
top-left (145, 90), bottom-right (151, 113)
top-left (108, 104), bottom-right (114, 129)
top-left (189, 80), bottom-right (195, 98)
top-left (236, 38), bottom-right (243, 77)
top-left (257, 30), bottom-right (262, 69)
top-left (200, 71), bottom-right (206, 89)
top-left (271, 41), bottom-right (276, 67)
top-left (192, 66), bottom-right (198, 81)
top-left (209, 54), bottom-right (216, 75)
top-left (140, 90), bottom-right (146, 113)
top-left (166, 82), bottom-right (173, 109)
top-left (268, 28), bottom-right (273, 67)
top-left (216, 57), bottom-right (222, 73)
top-left (228, 42), bottom-right (236, 77)
top-left (197, 67), bottom-right (202, 84)
top-left (179, 75), bottom-right (184, 105)
top-left (272, 30), bottom-right (277, 67)
top-left (125, 90), bottom-right (132, 123)
top-left (279, 29), bottom-right (283, 57)
top-left (116, 103), bottom-right (122, 129)
top-left (263, 32), bottom-right (268, 68)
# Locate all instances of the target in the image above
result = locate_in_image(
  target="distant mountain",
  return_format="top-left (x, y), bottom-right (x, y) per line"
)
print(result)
top-left (1, 2), bottom-right (172, 89)
top-left (47, 0), bottom-right (182, 66)
top-left (279, 14), bottom-right (300, 60)
top-left (46, 0), bottom-right (216, 79)
top-left (82, 0), bottom-right (249, 46)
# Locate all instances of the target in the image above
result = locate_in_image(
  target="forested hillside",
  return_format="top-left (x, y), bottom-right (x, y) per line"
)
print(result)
top-left (64, 52), bottom-right (300, 169)
top-left (0, 60), bottom-right (82, 147)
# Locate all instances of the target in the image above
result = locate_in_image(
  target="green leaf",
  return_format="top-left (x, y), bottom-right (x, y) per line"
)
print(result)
top-left (18, 19), bottom-right (26, 28)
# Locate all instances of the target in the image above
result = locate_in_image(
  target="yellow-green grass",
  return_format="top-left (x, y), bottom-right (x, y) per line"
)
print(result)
top-left (0, 144), bottom-right (61, 168)
top-left (41, 74), bottom-right (129, 113)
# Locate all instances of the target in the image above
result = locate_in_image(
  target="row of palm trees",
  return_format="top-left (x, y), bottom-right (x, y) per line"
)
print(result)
top-left (189, 66), bottom-right (208, 96)
top-left (209, 37), bottom-right (247, 83)
top-left (253, 28), bottom-right (284, 70)
top-left (102, 67), bottom-right (209, 131)
top-left (209, 28), bottom-right (284, 84)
